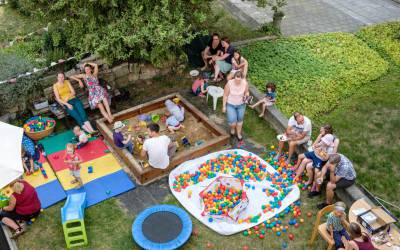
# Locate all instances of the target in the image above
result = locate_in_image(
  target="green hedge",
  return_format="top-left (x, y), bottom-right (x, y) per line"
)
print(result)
top-left (241, 33), bottom-right (389, 118)
top-left (0, 51), bottom-right (33, 80)
top-left (357, 22), bottom-right (400, 66)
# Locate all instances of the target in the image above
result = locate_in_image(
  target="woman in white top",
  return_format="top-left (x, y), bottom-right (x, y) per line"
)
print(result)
top-left (293, 125), bottom-right (338, 195)
top-left (227, 50), bottom-right (248, 80)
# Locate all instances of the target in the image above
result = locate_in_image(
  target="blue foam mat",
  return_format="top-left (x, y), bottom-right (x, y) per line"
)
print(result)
top-left (132, 205), bottom-right (192, 250)
top-left (35, 180), bottom-right (67, 209)
top-left (66, 170), bottom-right (135, 207)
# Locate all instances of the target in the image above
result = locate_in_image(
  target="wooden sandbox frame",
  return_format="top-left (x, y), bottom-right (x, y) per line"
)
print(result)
top-left (96, 93), bottom-right (230, 185)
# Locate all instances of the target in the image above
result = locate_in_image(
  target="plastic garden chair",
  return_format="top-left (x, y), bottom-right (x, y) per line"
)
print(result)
top-left (309, 204), bottom-right (336, 250)
top-left (206, 86), bottom-right (224, 111)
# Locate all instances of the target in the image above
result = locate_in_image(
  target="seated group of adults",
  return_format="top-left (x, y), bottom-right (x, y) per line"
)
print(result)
top-left (201, 33), bottom-right (248, 82)
top-left (276, 112), bottom-right (356, 209)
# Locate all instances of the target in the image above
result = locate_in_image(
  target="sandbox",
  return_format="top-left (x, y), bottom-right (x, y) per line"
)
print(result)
top-left (96, 93), bottom-right (230, 185)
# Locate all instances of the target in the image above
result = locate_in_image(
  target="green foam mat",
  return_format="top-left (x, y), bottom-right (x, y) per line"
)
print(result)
top-left (39, 130), bottom-right (97, 155)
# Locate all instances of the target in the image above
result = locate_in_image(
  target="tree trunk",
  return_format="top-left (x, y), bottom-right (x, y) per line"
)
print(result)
top-left (272, 12), bottom-right (284, 30)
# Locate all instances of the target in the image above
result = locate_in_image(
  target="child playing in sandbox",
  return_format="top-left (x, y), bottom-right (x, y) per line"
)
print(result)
top-left (64, 143), bottom-right (83, 188)
top-left (250, 82), bottom-right (276, 117)
top-left (73, 126), bottom-right (88, 149)
top-left (327, 201), bottom-right (350, 250)
top-left (164, 99), bottom-right (185, 133)
top-left (113, 121), bottom-right (134, 154)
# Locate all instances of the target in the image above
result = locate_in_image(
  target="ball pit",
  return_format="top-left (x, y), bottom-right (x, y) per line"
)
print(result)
top-left (23, 116), bottom-right (56, 140)
top-left (200, 176), bottom-right (248, 222)
top-left (169, 149), bottom-right (301, 235)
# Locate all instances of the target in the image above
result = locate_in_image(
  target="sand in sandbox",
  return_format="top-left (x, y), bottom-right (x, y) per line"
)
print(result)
top-left (114, 107), bottom-right (217, 157)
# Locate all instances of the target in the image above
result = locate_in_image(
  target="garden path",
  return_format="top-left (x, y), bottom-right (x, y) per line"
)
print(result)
top-left (220, 0), bottom-right (400, 36)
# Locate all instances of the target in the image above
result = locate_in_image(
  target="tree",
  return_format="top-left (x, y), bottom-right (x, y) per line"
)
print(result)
top-left (253, 0), bottom-right (287, 31)
top-left (10, 0), bottom-right (213, 66)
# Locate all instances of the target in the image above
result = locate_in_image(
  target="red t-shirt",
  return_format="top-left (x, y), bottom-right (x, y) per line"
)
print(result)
top-left (13, 181), bottom-right (41, 215)
top-left (64, 152), bottom-right (82, 171)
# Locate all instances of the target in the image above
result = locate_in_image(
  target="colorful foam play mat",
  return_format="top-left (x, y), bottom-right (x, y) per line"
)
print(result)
top-left (39, 130), bottom-right (136, 207)
top-left (169, 149), bottom-right (300, 235)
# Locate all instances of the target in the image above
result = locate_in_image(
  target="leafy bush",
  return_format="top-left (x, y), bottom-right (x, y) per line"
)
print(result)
top-left (10, 0), bottom-right (213, 66)
top-left (0, 73), bottom-right (44, 113)
top-left (241, 33), bottom-right (389, 118)
top-left (259, 22), bottom-right (281, 36)
top-left (2, 36), bottom-right (46, 68)
top-left (0, 51), bottom-right (33, 80)
top-left (357, 22), bottom-right (400, 66)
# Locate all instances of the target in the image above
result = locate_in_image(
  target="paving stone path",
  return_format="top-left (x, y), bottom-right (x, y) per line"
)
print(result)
top-left (220, 0), bottom-right (400, 36)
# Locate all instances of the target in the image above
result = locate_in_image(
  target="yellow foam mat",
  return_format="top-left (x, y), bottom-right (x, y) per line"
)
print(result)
top-left (56, 154), bottom-right (122, 190)
top-left (23, 162), bottom-right (57, 188)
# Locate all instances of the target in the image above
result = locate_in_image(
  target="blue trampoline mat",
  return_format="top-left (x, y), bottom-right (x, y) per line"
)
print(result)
top-left (133, 205), bottom-right (192, 250)
top-left (35, 180), bottom-right (67, 209)
top-left (66, 170), bottom-right (136, 207)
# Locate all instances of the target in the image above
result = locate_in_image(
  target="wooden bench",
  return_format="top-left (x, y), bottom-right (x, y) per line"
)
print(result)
top-left (31, 79), bottom-right (120, 120)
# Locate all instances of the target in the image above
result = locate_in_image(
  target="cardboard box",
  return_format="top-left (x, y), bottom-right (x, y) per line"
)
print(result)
top-left (357, 206), bottom-right (396, 235)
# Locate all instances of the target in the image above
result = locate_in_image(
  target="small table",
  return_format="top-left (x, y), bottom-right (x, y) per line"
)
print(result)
top-left (206, 86), bottom-right (224, 111)
top-left (349, 198), bottom-right (400, 250)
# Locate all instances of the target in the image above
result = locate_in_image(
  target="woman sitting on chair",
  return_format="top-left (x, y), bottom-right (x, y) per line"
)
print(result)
top-left (70, 62), bottom-right (114, 123)
top-left (0, 180), bottom-right (41, 238)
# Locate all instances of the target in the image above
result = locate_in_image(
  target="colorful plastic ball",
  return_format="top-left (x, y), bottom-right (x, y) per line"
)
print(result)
top-left (288, 233), bottom-right (295, 240)
top-left (208, 217), bottom-right (213, 223)
top-left (276, 231), bottom-right (281, 236)
top-left (282, 242), bottom-right (288, 249)
top-left (294, 223), bottom-right (299, 228)
top-left (243, 231), bottom-right (249, 236)
top-left (300, 218), bottom-right (304, 223)
top-left (307, 211), bottom-right (313, 217)
top-left (259, 234), bottom-right (265, 239)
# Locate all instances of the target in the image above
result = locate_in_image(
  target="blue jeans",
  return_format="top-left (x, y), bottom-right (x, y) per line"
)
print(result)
top-left (226, 103), bottom-right (246, 125)
top-left (121, 140), bottom-right (134, 154)
top-left (65, 98), bottom-right (88, 126)
top-left (333, 229), bottom-right (350, 249)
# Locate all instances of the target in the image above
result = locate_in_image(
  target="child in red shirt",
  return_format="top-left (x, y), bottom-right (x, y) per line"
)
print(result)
top-left (64, 143), bottom-right (83, 188)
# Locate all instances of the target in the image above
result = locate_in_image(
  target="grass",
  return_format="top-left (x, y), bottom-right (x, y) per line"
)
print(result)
top-left (241, 33), bottom-right (389, 118)
top-left (16, 199), bottom-right (135, 250)
top-left (0, 5), bottom-right (44, 43)
top-left (313, 67), bottom-right (400, 217)
top-left (357, 22), bottom-right (400, 66)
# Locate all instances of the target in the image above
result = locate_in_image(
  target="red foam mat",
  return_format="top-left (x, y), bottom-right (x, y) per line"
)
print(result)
top-left (47, 139), bottom-right (109, 172)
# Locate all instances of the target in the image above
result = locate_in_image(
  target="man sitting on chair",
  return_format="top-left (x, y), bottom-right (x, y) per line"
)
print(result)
top-left (141, 123), bottom-right (176, 169)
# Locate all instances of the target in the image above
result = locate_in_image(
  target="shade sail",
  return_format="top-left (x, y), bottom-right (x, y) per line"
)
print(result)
top-left (0, 122), bottom-right (23, 189)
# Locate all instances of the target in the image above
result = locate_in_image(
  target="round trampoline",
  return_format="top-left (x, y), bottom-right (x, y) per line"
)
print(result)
top-left (132, 205), bottom-right (192, 250)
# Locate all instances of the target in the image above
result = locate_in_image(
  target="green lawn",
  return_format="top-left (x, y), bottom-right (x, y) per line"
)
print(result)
top-left (241, 32), bottom-right (389, 118)
top-left (357, 22), bottom-right (400, 66)
top-left (313, 67), bottom-right (400, 216)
